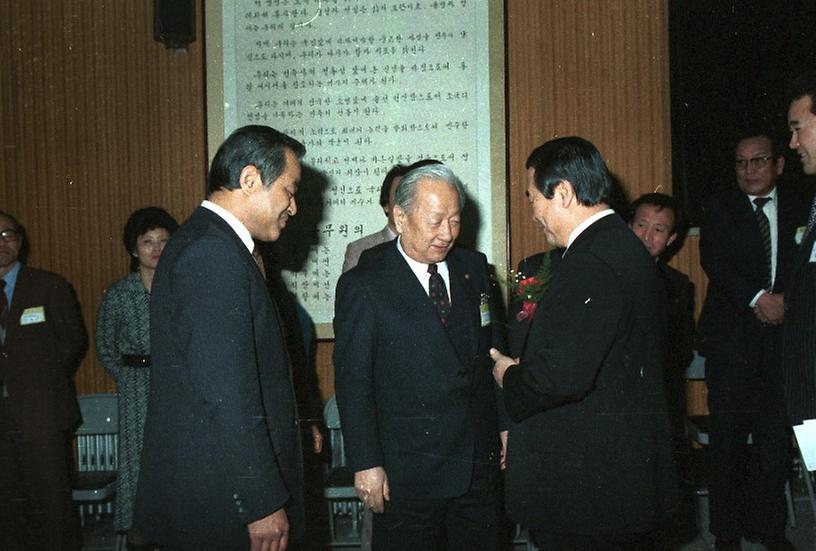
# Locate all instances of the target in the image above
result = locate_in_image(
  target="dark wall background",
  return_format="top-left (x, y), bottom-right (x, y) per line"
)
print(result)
top-left (670, 0), bottom-right (816, 223)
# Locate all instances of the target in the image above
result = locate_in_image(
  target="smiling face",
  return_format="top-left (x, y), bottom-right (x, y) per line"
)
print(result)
top-left (526, 168), bottom-right (567, 248)
top-left (394, 178), bottom-right (461, 264)
top-left (735, 135), bottom-right (782, 196)
top-left (630, 203), bottom-right (677, 258)
top-left (246, 148), bottom-right (302, 242)
top-left (789, 95), bottom-right (816, 176)
top-left (133, 227), bottom-right (170, 272)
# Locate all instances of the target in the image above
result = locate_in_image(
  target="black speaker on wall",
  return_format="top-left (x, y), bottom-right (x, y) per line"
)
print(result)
top-left (154, 0), bottom-right (196, 50)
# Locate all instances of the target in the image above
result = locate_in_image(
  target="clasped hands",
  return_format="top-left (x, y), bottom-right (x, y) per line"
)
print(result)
top-left (355, 466), bottom-right (390, 513)
top-left (754, 292), bottom-right (784, 325)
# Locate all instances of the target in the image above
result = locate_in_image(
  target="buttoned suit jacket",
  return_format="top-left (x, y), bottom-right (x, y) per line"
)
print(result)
top-left (696, 186), bottom-right (808, 373)
top-left (502, 214), bottom-right (677, 535)
top-left (0, 265), bottom-right (86, 437)
top-left (342, 225), bottom-right (395, 273)
top-left (782, 191), bottom-right (816, 424)
top-left (333, 241), bottom-right (505, 499)
top-left (133, 207), bottom-right (303, 550)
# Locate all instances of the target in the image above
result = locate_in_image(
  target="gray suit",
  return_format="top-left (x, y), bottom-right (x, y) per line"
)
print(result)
top-left (342, 225), bottom-right (395, 273)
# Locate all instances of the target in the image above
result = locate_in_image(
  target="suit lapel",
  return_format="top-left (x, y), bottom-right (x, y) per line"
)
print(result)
top-left (446, 252), bottom-right (478, 370)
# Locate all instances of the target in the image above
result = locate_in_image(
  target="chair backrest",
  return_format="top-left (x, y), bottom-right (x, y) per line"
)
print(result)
top-left (75, 393), bottom-right (119, 473)
top-left (323, 395), bottom-right (346, 469)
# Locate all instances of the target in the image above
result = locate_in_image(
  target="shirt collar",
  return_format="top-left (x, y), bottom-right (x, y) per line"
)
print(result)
top-left (201, 200), bottom-right (254, 253)
top-left (747, 186), bottom-right (777, 203)
top-left (565, 209), bottom-right (615, 251)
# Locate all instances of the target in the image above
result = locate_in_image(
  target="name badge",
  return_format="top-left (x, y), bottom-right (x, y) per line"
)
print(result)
top-left (796, 226), bottom-right (807, 245)
top-left (20, 306), bottom-right (46, 325)
top-left (479, 293), bottom-right (491, 327)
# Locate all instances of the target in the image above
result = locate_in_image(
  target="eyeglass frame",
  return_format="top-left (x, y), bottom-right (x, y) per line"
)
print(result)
top-left (735, 155), bottom-right (776, 170)
top-left (0, 229), bottom-right (20, 243)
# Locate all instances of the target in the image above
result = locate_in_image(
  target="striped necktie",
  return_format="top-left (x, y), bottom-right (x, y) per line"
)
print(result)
top-left (753, 196), bottom-right (772, 289)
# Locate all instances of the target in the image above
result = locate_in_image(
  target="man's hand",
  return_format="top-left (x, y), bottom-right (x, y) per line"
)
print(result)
top-left (355, 466), bottom-right (390, 513)
top-left (310, 424), bottom-right (324, 454)
top-left (755, 292), bottom-right (784, 325)
top-left (490, 348), bottom-right (518, 389)
top-left (248, 507), bottom-right (289, 551)
top-left (499, 430), bottom-right (508, 471)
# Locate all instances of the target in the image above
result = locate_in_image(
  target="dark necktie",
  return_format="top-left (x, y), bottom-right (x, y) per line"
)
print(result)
top-left (753, 196), bottom-right (772, 289)
top-left (427, 263), bottom-right (450, 325)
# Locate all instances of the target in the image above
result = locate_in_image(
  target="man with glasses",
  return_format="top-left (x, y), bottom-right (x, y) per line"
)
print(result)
top-left (696, 130), bottom-right (808, 550)
top-left (0, 211), bottom-right (88, 550)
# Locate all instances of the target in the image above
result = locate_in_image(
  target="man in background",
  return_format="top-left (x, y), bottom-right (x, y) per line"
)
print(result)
top-left (334, 163), bottom-right (507, 550)
top-left (134, 125), bottom-right (306, 551)
top-left (0, 211), bottom-right (87, 550)
top-left (696, 129), bottom-right (806, 550)
top-left (492, 137), bottom-right (677, 549)
top-left (784, 74), bottom-right (816, 426)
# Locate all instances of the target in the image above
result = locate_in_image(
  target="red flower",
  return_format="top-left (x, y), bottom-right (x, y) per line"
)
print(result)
top-left (516, 300), bottom-right (538, 322)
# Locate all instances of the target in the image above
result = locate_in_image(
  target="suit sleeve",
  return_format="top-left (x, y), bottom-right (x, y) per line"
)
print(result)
top-left (332, 271), bottom-right (384, 472)
top-left (95, 284), bottom-right (123, 380)
top-left (698, 196), bottom-right (763, 311)
top-left (172, 240), bottom-right (290, 521)
top-left (48, 275), bottom-right (88, 377)
top-left (502, 251), bottom-right (623, 422)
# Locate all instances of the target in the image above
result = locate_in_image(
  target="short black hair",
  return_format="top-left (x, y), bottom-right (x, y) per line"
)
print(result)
top-left (123, 207), bottom-right (179, 272)
top-left (733, 127), bottom-right (784, 158)
top-left (526, 137), bottom-right (610, 206)
top-left (630, 192), bottom-right (683, 235)
top-left (788, 71), bottom-right (816, 115)
top-left (207, 125), bottom-right (306, 196)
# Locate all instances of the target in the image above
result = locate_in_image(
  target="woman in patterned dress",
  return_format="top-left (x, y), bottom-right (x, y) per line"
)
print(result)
top-left (95, 207), bottom-right (178, 548)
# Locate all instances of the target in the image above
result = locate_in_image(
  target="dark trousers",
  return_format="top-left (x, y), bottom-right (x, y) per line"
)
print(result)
top-left (0, 399), bottom-right (81, 551)
top-left (706, 341), bottom-right (790, 541)
top-left (371, 468), bottom-right (502, 551)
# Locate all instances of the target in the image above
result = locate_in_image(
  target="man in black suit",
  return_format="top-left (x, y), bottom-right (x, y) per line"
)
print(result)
top-left (784, 75), bottom-right (816, 425)
top-left (333, 163), bottom-right (506, 550)
top-left (0, 212), bottom-right (87, 551)
top-left (696, 129), bottom-right (807, 550)
top-left (133, 126), bottom-right (306, 551)
top-left (491, 137), bottom-right (677, 550)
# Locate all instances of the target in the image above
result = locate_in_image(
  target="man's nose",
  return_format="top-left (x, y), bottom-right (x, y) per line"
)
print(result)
top-left (287, 197), bottom-right (297, 216)
top-left (790, 133), bottom-right (799, 150)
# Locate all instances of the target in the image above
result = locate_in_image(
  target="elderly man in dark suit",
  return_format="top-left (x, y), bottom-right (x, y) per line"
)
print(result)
top-left (0, 211), bottom-right (87, 550)
top-left (133, 126), bottom-right (305, 551)
top-left (491, 137), bottom-right (677, 550)
top-left (333, 163), bottom-right (507, 550)
top-left (696, 129), bottom-right (808, 551)
top-left (784, 74), bottom-right (816, 426)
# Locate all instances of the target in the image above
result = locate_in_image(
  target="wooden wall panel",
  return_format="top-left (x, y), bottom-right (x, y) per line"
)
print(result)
top-left (506, 0), bottom-right (671, 266)
top-left (1, 0), bottom-right (207, 394)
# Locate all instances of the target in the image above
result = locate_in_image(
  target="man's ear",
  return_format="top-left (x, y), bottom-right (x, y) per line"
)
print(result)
top-left (392, 205), bottom-right (406, 234)
top-left (238, 165), bottom-right (261, 194)
top-left (556, 180), bottom-right (576, 207)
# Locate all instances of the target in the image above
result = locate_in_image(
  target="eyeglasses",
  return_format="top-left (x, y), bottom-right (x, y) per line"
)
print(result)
top-left (0, 229), bottom-right (20, 242)
top-left (735, 156), bottom-right (774, 170)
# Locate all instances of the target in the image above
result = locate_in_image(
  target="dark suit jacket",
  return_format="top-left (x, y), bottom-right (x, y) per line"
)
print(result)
top-left (333, 242), bottom-right (506, 499)
top-left (783, 194), bottom-right (816, 424)
top-left (696, 186), bottom-right (808, 372)
top-left (133, 207), bottom-right (303, 550)
top-left (502, 214), bottom-right (677, 535)
top-left (0, 265), bottom-right (86, 437)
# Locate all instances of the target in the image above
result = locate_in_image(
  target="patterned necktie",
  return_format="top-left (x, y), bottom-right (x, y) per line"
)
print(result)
top-left (806, 194), bottom-right (816, 234)
top-left (753, 197), bottom-right (772, 289)
top-left (427, 263), bottom-right (450, 325)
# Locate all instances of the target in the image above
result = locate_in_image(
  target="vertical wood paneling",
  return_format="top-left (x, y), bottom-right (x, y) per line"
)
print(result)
top-left (507, 0), bottom-right (671, 266)
top-left (1, 0), bottom-right (207, 394)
